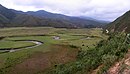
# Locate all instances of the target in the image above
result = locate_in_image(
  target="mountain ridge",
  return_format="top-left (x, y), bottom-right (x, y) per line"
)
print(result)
top-left (0, 4), bottom-right (108, 28)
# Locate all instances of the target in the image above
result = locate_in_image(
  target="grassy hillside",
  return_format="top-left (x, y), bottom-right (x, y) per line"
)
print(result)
top-left (106, 10), bottom-right (130, 33)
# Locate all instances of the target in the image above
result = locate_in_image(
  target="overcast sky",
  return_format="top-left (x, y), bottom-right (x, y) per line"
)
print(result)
top-left (0, 0), bottom-right (130, 21)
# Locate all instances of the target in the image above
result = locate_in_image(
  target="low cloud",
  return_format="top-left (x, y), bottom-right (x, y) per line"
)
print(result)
top-left (0, 0), bottom-right (130, 21)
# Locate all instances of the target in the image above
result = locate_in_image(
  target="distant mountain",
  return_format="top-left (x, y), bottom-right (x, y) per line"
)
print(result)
top-left (0, 4), bottom-right (16, 20)
top-left (0, 5), bottom-right (74, 28)
top-left (26, 10), bottom-right (109, 28)
top-left (0, 4), bottom-right (108, 28)
top-left (106, 10), bottom-right (130, 33)
top-left (79, 16), bottom-right (110, 23)
top-left (26, 10), bottom-right (68, 19)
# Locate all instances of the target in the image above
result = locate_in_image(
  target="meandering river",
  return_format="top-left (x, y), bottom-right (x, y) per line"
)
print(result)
top-left (0, 40), bottom-right (43, 52)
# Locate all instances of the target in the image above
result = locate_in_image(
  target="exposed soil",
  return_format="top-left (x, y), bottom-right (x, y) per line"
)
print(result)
top-left (108, 62), bottom-right (122, 74)
top-left (108, 49), bottom-right (130, 74)
top-left (8, 45), bottom-right (79, 74)
top-left (91, 64), bottom-right (104, 74)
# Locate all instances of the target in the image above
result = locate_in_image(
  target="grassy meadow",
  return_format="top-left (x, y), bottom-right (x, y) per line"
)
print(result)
top-left (0, 27), bottom-right (108, 74)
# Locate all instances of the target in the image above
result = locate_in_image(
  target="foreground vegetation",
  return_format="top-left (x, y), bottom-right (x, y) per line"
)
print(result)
top-left (46, 33), bottom-right (129, 74)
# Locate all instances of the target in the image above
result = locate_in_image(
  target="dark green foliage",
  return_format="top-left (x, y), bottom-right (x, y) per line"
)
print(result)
top-left (69, 45), bottom-right (78, 48)
top-left (47, 33), bottom-right (129, 74)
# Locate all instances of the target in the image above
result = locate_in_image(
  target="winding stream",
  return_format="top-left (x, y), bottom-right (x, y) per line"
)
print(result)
top-left (0, 40), bottom-right (43, 53)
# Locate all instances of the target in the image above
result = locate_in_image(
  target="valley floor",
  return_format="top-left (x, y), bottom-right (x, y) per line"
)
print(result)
top-left (0, 27), bottom-right (108, 74)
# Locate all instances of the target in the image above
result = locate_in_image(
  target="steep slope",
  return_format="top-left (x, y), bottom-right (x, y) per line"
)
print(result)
top-left (106, 10), bottom-right (130, 33)
top-left (0, 4), bottom-right (15, 27)
top-left (0, 4), bottom-right (16, 20)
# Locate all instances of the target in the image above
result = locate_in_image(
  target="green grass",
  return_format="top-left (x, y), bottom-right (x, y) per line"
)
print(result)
top-left (69, 37), bottom-right (102, 50)
top-left (0, 27), bottom-right (61, 37)
top-left (0, 27), bottom-right (107, 74)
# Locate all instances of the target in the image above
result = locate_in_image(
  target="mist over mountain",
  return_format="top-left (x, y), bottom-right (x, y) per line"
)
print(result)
top-left (0, 4), bottom-right (108, 28)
